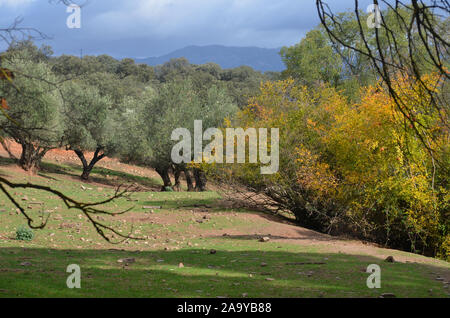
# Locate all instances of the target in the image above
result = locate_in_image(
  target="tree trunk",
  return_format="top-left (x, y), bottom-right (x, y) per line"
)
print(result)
top-left (81, 166), bottom-right (92, 180)
top-left (74, 147), bottom-right (106, 181)
top-left (173, 166), bottom-right (182, 192)
top-left (18, 143), bottom-right (47, 173)
top-left (173, 165), bottom-right (195, 192)
top-left (156, 166), bottom-right (172, 191)
top-left (185, 168), bottom-right (195, 192)
top-left (194, 168), bottom-right (207, 192)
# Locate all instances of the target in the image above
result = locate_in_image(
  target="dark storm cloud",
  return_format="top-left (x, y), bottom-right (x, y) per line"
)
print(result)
top-left (0, 0), bottom-right (373, 58)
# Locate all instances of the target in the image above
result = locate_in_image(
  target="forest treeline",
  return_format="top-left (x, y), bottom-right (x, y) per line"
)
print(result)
top-left (0, 4), bottom-right (448, 258)
top-left (0, 40), bottom-right (272, 187)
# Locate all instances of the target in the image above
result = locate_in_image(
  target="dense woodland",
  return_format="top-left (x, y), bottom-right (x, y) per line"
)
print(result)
top-left (0, 4), bottom-right (448, 259)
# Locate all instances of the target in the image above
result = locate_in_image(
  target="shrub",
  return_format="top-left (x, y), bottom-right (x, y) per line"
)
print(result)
top-left (16, 226), bottom-right (34, 241)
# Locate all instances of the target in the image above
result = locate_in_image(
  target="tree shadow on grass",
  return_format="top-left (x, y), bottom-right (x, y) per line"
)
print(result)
top-left (0, 247), bottom-right (448, 298)
top-left (207, 232), bottom-right (342, 243)
top-left (0, 157), bottom-right (16, 166)
top-left (141, 196), bottom-right (221, 211)
top-left (37, 161), bottom-right (162, 191)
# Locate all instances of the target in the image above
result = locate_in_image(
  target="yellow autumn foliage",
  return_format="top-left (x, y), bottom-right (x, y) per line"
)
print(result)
top-left (218, 75), bottom-right (449, 259)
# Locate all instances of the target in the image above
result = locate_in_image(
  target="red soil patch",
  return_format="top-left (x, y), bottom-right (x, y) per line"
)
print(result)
top-left (0, 139), bottom-right (160, 182)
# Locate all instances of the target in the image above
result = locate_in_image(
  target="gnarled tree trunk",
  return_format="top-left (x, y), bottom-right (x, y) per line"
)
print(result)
top-left (173, 165), bottom-right (195, 192)
top-left (173, 166), bottom-right (182, 192)
top-left (184, 168), bottom-right (195, 192)
top-left (19, 142), bottom-right (48, 173)
top-left (194, 168), bottom-right (207, 192)
top-left (156, 166), bottom-right (173, 191)
top-left (74, 147), bottom-right (106, 181)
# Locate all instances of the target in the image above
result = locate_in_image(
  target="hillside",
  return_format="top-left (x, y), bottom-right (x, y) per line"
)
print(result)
top-left (0, 143), bottom-right (449, 298)
top-left (134, 45), bottom-right (285, 72)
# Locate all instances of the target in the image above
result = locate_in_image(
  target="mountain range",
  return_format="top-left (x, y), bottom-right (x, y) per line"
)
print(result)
top-left (134, 45), bottom-right (285, 73)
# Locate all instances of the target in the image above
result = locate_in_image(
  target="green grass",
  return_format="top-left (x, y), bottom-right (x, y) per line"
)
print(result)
top-left (0, 158), bottom-right (449, 298)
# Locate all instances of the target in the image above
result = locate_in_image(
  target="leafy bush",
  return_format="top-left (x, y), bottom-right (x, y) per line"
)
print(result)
top-left (164, 186), bottom-right (174, 192)
top-left (16, 226), bottom-right (34, 241)
top-left (212, 77), bottom-right (449, 258)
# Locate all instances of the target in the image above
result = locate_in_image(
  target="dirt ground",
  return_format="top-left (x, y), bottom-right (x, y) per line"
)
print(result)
top-left (0, 139), bottom-right (161, 183)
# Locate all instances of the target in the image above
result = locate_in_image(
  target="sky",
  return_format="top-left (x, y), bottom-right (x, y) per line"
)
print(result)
top-left (0, 0), bottom-right (374, 59)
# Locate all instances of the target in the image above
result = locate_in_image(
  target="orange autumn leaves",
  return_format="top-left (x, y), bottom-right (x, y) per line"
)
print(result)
top-left (0, 67), bottom-right (14, 109)
top-left (1, 98), bottom-right (8, 110)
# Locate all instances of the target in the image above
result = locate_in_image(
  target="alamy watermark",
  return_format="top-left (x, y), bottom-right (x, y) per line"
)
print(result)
top-left (66, 264), bottom-right (81, 289)
top-left (171, 120), bottom-right (279, 174)
top-left (66, 4), bottom-right (81, 29)
top-left (367, 4), bottom-right (382, 29)
top-left (366, 264), bottom-right (381, 289)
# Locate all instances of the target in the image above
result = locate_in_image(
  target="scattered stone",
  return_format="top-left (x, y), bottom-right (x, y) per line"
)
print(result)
top-left (380, 293), bottom-right (396, 298)
top-left (178, 262), bottom-right (184, 268)
top-left (435, 277), bottom-right (444, 281)
top-left (20, 262), bottom-right (31, 266)
top-left (285, 262), bottom-right (326, 266)
top-left (265, 278), bottom-right (275, 281)
top-left (117, 258), bottom-right (135, 264)
top-left (259, 237), bottom-right (270, 243)
top-left (242, 293), bottom-right (248, 297)
top-left (385, 256), bottom-right (395, 263)
top-left (261, 262), bottom-right (268, 267)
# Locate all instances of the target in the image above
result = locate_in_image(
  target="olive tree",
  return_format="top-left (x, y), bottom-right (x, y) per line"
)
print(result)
top-left (117, 80), bottom-right (238, 191)
top-left (61, 80), bottom-right (117, 180)
top-left (0, 50), bottom-right (64, 172)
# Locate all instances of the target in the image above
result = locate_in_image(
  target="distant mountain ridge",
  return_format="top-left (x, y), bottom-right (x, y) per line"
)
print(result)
top-left (134, 45), bottom-right (285, 73)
